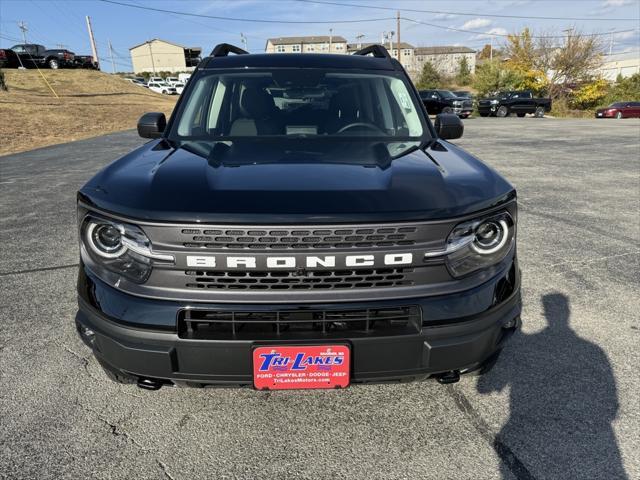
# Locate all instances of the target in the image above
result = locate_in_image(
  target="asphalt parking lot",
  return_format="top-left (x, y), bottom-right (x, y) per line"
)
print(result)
top-left (1, 117), bottom-right (639, 480)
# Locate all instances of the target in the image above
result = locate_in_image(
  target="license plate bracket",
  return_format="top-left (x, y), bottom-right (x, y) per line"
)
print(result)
top-left (253, 344), bottom-right (350, 390)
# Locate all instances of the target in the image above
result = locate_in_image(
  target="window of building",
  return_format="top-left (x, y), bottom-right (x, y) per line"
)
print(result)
top-left (403, 49), bottom-right (411, 56)
top-left (276, 45), bottom-right (285, 53)
top-left (292, 44), bottom-right (301, 52)
top-left (335, 44), bottom-right (343, 50)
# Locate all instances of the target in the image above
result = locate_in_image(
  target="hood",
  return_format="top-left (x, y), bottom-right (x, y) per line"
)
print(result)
top-left (80, 140), bottom-right (515, 223)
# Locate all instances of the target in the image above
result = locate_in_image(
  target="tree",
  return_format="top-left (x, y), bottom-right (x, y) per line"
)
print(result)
top-left (477, 44), bottom-right (492, 60)
top-left (504, 28), bottom-right (536, 70)
top-left (456, 56), bottom-right (472, 86)
top-left (539, 29), bottom-right (603, 99)
top-left (416, 61), bottom-right (442, 89)
top-left (572, 78), bottom-right (609, 109)
top-left (472, 59), bottom-right (523, 97)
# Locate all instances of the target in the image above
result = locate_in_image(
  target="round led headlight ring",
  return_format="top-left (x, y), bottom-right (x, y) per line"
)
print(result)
top-left (471, 219), bottom-right (509, 254)
top-left (86, 221), bottom-right (127, 258)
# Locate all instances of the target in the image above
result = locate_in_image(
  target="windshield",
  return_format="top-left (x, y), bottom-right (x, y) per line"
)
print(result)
top-left (172, 69), bottom-right (425, 140)
top-left (438, 90), bottom-right (457, 99)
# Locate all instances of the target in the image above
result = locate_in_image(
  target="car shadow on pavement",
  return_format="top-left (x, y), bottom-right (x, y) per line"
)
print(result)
top-left (477, 293), bottom-right (628, 479)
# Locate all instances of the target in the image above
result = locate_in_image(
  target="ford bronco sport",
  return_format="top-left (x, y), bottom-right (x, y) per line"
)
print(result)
top-left (76, 44), bottom-right (521, 390)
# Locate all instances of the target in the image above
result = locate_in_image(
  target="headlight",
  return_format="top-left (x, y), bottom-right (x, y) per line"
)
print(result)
top-left (452, 101), bottom-right (462, 106)
top-left (490, 99), bottom-right (499, 104)
top-left (81, 215), bottom-right (173, 283)
top-left (437, 211), bottom-right (515, 278)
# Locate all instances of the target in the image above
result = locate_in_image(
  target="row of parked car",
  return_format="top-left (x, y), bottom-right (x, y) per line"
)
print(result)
top-left (125, 74), bottom-right (191, 95)
top-left (0, 43), bottom-right (97, 70)
top-left (419, 89), bottom-right (639, 119)
top-left (419, 89), bottom-right (552, 118)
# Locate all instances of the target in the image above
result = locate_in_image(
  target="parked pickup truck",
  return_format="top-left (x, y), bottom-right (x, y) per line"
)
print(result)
top-left (477, 90), bottom-right (551, 117)
top-left (75, 43), bottom-right (521, 391)
top-left (419, 89), bottom-right (474, 118)
top-left (0, 44), bottom-right (75, 69)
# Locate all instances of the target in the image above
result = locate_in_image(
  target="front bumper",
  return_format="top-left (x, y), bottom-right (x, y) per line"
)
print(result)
top-left (453, 107), bottom-right (473, 117)
top-left (75, 258), bottom-right (521, 387)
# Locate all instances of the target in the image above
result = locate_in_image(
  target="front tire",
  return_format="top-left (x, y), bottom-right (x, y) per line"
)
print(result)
top-left (442, 106), bottom-right (453, 114)
top-left (534, 106), bottom-right (545, 118)
top-left (496, 106), bottom-right (509, 117)
top-left (48, 58), bottom-right (59, 69)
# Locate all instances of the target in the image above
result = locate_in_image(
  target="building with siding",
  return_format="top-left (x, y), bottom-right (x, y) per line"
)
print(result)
top-left (129, 39), bottom-right (201, 74)
top-left (265, 36), bottom-right (348, 54)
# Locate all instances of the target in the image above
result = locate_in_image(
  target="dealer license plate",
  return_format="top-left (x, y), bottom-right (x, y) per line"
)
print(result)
top-left (253, 345), bottom-right (350, 390)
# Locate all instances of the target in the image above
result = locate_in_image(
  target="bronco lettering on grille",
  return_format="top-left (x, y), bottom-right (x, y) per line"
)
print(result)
top-left (186, 253), bottom-right (414, 269)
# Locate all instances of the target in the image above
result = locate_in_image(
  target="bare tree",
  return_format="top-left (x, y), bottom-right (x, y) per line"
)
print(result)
top-left (540, 30), bottom-right (604, 99)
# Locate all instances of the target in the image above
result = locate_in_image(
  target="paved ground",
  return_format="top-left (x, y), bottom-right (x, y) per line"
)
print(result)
top-left (1, 118), bottom-right (638, 480)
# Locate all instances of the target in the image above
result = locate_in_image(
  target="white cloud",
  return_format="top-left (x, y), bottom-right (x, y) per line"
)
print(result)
top-left (473, 28), bottom-right (509, 40)
top-left (614, 30), bottom-right (636, 40)
top-left (460, 18), bottom-right (492, 30)
top-left (603, 0), bottom-right (632, 7)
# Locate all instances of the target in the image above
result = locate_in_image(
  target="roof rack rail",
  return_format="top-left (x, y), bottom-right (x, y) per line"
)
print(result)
top-left (352, 44), bottom-right (392, 59)
top-left (209, 43), bottom-right (249, 57)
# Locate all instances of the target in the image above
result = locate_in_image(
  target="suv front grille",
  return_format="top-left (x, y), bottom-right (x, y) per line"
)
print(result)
top-left (180, 226), bottom-right (418, 250)
top-left (184, 267), bottom-right (414, 290)
top-left (178, 306), bottom-right (422, 340)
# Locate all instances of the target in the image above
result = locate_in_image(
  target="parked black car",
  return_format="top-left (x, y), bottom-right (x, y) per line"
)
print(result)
top-left (419, 89), bottom-right (474, 118)
top-left (75, 44), bottom-right (521, 391)
top-left (477, 90), bottom-right (552, 117)
top-left (0, 44), bottom-right (76, 69)
top-left (74, 55), bottom-right (98, 69)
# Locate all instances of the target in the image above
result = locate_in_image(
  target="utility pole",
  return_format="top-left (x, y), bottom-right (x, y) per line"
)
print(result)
top-left (356, 34), bottom-right (364, 49)
top-left (329, 28), bottom-right (333, 53)
top-left (396, 11), bottom-right (401, 61)
top-left (86, 16), bottom-right (100, 70)
top-left (18, 21), bottom-right (28, 43)
top-left (240, 33), bottom-right (247, 52)
top-left (147, 41), bottom-right (156, 74)
top-left (108, 40), bottom-right (116, 73)
top-left (609, 30), bottom-right (614, 55)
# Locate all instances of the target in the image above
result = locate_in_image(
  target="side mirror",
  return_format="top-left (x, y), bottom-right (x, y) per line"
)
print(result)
top-left (434, 113), bottom-right (463, 140)
top-left (137, 112), bottom-right (166, 139)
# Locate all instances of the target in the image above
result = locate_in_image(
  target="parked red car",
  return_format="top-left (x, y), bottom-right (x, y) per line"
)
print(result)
top-left (595, 102), bottom-right (640, 119)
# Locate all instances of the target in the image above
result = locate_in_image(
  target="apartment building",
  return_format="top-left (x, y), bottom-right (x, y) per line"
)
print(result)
top-left (266, 36), bottom-right (476, 78)
top-left (265, 36), bottom-right (348, 54)
top-left (347, 42), bottom-right (415, 71)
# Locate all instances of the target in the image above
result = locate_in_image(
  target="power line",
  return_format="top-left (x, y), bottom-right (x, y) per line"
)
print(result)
top-left (296, 0), bottom-right (640, 22)
top-left (401, 17), bottom-right (639, 39)
top-left (97, 0), bottom-right (393, 24)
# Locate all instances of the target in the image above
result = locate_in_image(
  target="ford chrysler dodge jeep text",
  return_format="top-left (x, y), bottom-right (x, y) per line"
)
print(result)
top-left (75, 44), bottom-right (521, 391)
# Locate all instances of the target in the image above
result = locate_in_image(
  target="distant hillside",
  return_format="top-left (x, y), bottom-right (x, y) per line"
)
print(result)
top-left (0, 69), bottom-right (177, 156)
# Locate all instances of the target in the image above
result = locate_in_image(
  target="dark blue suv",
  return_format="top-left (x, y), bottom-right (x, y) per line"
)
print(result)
top-left (75, 44), bottom-right (521, 390)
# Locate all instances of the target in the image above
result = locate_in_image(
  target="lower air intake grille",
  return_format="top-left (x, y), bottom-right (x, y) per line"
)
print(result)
top-left (178, 306), bottom-right (422, 340)
top-left (184, 268), bottom-right (413, 290)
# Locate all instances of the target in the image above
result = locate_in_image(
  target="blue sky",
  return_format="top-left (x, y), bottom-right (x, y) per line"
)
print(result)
top-left (1, 0), bottom-right (638, 71)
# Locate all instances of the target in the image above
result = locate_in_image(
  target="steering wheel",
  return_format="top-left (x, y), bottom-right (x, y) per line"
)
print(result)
top-left (336, 122), bottom-right (386, 134)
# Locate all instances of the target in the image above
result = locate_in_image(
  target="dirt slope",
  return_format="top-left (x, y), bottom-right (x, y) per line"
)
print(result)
top-left (0, 69), bottom-right (177, 156)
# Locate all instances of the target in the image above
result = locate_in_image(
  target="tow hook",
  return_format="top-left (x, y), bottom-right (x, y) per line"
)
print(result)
top-left (435, 371), bottom-right (460, 384)
top-left (137, 377), bottom-right (163, 391)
